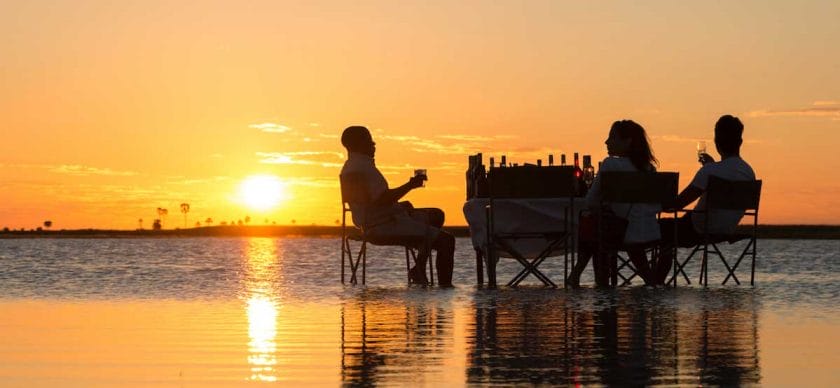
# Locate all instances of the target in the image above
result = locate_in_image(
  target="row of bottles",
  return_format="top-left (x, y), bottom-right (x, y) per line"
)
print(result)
top-left (467, 152), bottom-right (598, 199)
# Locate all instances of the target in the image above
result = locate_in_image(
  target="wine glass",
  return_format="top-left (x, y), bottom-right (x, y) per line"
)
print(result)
top-left (696, 141), bottom-right (707, 160)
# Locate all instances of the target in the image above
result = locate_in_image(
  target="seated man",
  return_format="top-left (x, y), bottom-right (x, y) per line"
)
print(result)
top-left (339, 125), bottom-right (456, 286)
top-left (654, 115), bottom-right (756, 284)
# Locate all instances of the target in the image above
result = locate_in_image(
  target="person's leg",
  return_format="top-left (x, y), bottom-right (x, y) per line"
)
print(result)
top-left (568, 241), bottom-right (594, 287)
top-left (592, 250), bottom-right (612, 287)
top-left (408, 208), bottom-right (446, 270)
top-left (409, 208), bottom-right (445, 229)
top-left (432, 230), bottom-right (456, 286)
top-left (626, 247), bottom-right (654, 285)
top-left (654, 214), bottom-right (697, 285)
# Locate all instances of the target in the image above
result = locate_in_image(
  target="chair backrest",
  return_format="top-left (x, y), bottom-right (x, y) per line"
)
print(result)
top-left (488, 166), bottom-right (576, 199)
top-left (706, 176), bottom-right (762, 210)
top-left (339, 172), bottom-right (370, 207)
top-left (600, 171), bottom-right (679, 207)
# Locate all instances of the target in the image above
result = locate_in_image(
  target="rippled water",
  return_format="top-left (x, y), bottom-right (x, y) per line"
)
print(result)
top-left (0, 238), bottom-right (838, 386)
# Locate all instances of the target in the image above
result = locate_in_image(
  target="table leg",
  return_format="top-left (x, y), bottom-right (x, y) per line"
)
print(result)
top-left (475, 249), bottom-right (484, 285)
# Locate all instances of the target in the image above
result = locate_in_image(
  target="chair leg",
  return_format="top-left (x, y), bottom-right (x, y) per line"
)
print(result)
top-left (713, 243), bottom-right (740, 285)
top-left (405, 247), bottom-right (411, 284)
top-left (348, 239), bottom-right (365, 285)
top-left (428, 249), bottom-right (435, 285)
top-left (668, 245), bottom-right (699, 285)
top-left (750, 237), bottom-right (757, 286)
top-left (476, 249), bottom-right (484, 285)
top-left (724, 239), bottom-right (754, 285)
top-left (361, 242), bottom-right (367, 285)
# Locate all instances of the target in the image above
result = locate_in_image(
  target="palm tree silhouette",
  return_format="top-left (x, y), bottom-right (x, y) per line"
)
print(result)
top-left (180, 203), bottom-right (190, 228)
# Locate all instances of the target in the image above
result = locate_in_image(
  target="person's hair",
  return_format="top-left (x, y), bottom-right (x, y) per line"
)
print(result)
top-left (714, 115), bottom-right (744, 155)
top-left (611, 120), bottom-right (659, 171)
top-left (341, 125), bottom-right (371, 152)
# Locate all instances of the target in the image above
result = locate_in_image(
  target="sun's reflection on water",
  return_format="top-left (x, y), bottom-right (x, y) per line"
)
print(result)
top-left (244, 238), bottom-right (281, 382)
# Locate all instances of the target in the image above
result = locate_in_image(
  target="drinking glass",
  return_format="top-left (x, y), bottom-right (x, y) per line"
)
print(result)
top-left (414, 169), bottom-right (427, 187)
top-left (696, 141), bottom-right (707, 159)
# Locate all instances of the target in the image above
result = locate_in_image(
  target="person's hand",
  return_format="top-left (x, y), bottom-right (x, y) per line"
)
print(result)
top-left (408, 175), bottom-right (425, 189)
top-left (698, 153), bottom-right (715, 165)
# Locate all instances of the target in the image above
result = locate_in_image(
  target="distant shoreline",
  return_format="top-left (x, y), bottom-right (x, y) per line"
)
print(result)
top-left (2, 225), bottom-right (840, 239)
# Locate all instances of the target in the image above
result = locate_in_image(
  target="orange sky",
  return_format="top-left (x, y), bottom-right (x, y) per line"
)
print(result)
top-left (2, 0), bottom-right (839, 229)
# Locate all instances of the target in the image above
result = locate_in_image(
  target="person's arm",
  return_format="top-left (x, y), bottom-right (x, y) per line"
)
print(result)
top-left (673, 185), bottom-right (704, 210)
top-left (373, 175), bottom-right (425, 206)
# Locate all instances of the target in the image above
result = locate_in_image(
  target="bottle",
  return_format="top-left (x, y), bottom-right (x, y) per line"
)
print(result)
top-left (489, 157), bottom-right (495, 169)
top-left (466, 155), bottom-right (475, 200)
top-left (583, 155), bottom-right (595, 188)
top-left (548, 154), bottom-right (554, 166)
top-left (560, 154), bottom-right (567, 166)
top-left (537, 159), bottom-right (542, 167)
top-left (500, 155), bottom-right (507, 167)
top-left (573, 152), bottom-right (583, 196)
top-left (475, 163), bottom-right (488, 197)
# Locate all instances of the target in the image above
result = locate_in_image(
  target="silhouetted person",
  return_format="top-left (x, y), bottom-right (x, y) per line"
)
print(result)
top-left (568, 120), bottom-right (661, 287)
top-left (339, 125), bottom-right (456, 286)
top-left (654, 115), bottom-right (756, 284)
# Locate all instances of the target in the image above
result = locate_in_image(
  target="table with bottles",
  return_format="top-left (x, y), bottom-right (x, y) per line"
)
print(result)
top-left (463, 152), bottom-right (595, 285)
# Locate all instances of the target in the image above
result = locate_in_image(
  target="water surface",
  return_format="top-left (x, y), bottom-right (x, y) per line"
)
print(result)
top-left (0, 238), bottom-right (837, 386)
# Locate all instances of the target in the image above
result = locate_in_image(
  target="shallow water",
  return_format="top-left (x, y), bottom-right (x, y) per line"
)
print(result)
top-left (0, 238), bottom-right (838, 386)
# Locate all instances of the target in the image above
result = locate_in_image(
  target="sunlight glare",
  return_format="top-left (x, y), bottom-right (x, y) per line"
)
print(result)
top-left (239, 175), bottom-right (287, 212)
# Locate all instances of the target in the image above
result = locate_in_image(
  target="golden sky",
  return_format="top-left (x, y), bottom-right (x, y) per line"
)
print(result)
top-left (2, 0), bottom-right (839, 229)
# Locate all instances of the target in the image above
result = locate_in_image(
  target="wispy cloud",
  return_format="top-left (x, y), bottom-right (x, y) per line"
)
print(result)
top-left (50, 165), bottom-right (138, 177)
top-left (256, 152), bottom-right (343, 167)
top-left (652, 135), bottom-right (704, 143)
top-left (748, 101), bottom-right (840, 120)
top-left (250, 122), bottom-right (292, 133)
top-left (377, 133), bottom-right (522, 155)
top-left (653, 134), bottom-right (764, 145)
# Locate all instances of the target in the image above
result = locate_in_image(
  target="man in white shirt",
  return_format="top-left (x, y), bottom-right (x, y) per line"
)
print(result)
top-left (340, 126), bottom-right (456, 286)
top-left (654, 115), bottom-right (756, 284)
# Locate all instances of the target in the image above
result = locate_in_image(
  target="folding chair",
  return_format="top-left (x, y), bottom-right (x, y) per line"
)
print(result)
top-left (598, 171), bottom-right (679, 287)
top-left (670, 176), bottom-right (762, 286)
top-left (340, 173), bottom-right (433, 285)
top-left (485, 166), bottom-right (576, 288)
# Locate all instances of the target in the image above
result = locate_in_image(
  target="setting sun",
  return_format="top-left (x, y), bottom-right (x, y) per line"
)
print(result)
top-left (239, 175), bottom-right (287, 212)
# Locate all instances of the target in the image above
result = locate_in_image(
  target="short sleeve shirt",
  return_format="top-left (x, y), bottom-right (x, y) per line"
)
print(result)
top-left (689, 156), bottom-right (756, 234)
top-left (340, 152), bottom-right (402, 226)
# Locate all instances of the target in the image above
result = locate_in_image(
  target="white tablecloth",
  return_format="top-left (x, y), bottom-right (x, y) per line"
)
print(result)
top-left (462, 198), bottom-right (586, 259)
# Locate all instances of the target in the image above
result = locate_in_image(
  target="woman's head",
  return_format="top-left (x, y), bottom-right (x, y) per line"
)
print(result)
top-left (606, 120), bottom-right (658, 171)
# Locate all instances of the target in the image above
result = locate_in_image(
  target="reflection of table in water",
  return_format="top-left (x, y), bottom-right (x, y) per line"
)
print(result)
top-left (463, 198), bottom-right (586, 285)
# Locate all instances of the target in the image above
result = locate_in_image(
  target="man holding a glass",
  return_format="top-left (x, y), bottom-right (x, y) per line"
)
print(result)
top-left (339, 125), bottom-right (456, 286)
top-left (654, 115), bottom-right (756, 284)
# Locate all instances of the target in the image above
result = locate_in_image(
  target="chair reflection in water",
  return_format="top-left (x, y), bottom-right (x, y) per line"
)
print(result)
top-left (466, 290), bottom-right (760, 385)
top-left (339, 294), bottom-right (453, 385)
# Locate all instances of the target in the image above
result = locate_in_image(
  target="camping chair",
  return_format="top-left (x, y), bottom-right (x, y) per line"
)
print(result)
top-left (669, 176), bottom-right (762, 286)
top-left (597, 171), bottom-right (679, 287)
top-left (485, 166), bottom-right (576, 288)
top-left (340, 173), bottom-right (433, 285)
